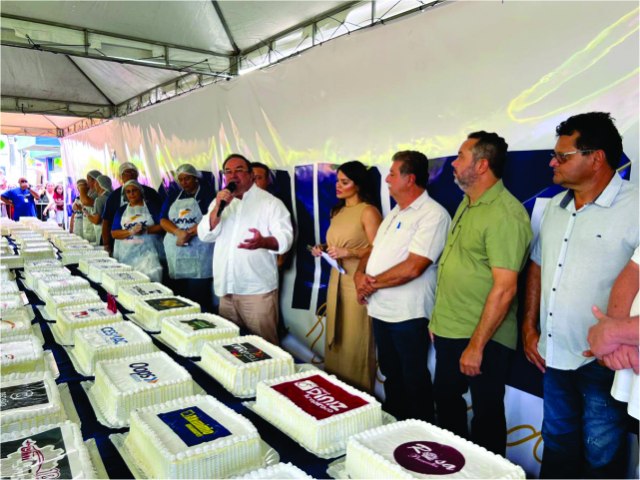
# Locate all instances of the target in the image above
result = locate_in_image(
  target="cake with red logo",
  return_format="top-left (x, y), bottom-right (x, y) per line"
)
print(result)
top-left (345, 420), bottom-right (525, 479)
top-left (161, 313), bottom-right (240, 357)
top-left (0, 421), bottom-right (96, 478)
top-left (134, 295), bottom-right (200, 332)
top-left (124, 395), bottom-right (263, 478)
top-left (253, 370), bottom-right (382, 456)
top-left (73, 322), bottom-right (155, 375)
top-left (0, 335), bottom-right (45, 377)
top-left (117, 282), bottom-right (173, 311)
top-left (89, 351), bottom-right (196, 427)
top-left (1, 372), bottom-right (66, 434)
top-left (53, 302), bottom-right (123, 345)
top-left (1, 317), bottom-right (33, 341)
top-left (200, 335), bottom-right (294, 397)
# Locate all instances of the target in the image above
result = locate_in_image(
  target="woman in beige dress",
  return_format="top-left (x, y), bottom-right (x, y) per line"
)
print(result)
top-left (312, 161), bottom-right (382, 392)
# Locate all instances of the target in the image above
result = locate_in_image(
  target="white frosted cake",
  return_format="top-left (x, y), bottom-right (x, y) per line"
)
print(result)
top-left (0, 279), bottom-right (20, 294)
top-left (23, 258), bottom-right (63, 271)
top-left (0, 335), bottom-right (45, 377)
top-left (345, 420), bottom-right (526, 479)
top-left (101, 269), bottom-right (150, 295)
top-left (54, 302), bottom-right (123, 345)
top-left (235, 462), bottom-right (314, 479)
top-left (0, 421), bottom-right (96, 478)
top-left (87, 261), bottom-right (131, 283)
top-left (90, 351), bottom-right (196, 427)
top-left (1, 317), bottom-right (33, 340)
top-left (44, 290), bottom-right (102, 320)
top-left (61, 247), bottom-right (108, 265)
top-left (124, 395), bottom-right (263, 479)
top-left (0, 264), bottom-right (14, 281)
top-left (39, 277), bottom-right (92, 303)
top-left (73, 322), bottom-right (155, 375)
top-left (0, 250), bottom-right (23, 269)
top-left (117, 282), bottom-right (173, 311)
top-left (200, 335), bottom-right (294, 397)
top-left (1, 373), bottom-right (66, 434)
top-left (26, 267), bottom-right (71, 291)
top-left (161, 313), bottom-right (240, 357)
top-left (135, 295), bottom-right (200, 332)
top-left (20, 247), bottom-right (56, 261)
top-left (0, 293), bottom-right (31, 322)
top-left (254, 371), bottom-right (382, 456)
top-left (78, 256), bottom-right (118, 276)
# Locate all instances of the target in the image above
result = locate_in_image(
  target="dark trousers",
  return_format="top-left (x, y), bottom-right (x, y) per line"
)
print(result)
top-left (372, 317), bottom-right (434, 422)
top-left (540, 362), bottom-right (628, 479)
top-left (433, 336), bottom-right (511, 455)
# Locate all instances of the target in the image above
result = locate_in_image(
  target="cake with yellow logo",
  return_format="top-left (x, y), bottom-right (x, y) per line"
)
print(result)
top-left (124, 394), bottom-right (263, 479)
top-left (200, 335), bottom-right (294, 397)
top-left (134, 295), bottom-right (200, 332)
top-left (89, 351), bottom-right (196, 427)
top-left (345, 420), bottom-right (525, 479)
top-left (160, 313), bottom-right (239, 357)
top-left (253, 370), bottom-right (382, 456)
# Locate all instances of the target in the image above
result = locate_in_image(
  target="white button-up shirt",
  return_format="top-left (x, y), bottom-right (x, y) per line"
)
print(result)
top-left (366, 191), bottom-right (450, 322)
top-left (531, 173), bottom-right (638, 370)
top-left (197, 184), bottom-right (293, 296)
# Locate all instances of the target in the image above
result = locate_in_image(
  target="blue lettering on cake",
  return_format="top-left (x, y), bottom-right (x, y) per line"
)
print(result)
top-left (100, 326), bottom-right (128, 345)
top-left (129, 362), bottom-right (158, 383)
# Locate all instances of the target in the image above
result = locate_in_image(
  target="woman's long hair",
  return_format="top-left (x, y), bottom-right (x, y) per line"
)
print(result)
top-left (330, 161), bottom-right (374, 217)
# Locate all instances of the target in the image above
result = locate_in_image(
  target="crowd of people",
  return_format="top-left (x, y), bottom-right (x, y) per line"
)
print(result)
top-left (0, 179), bottom-right (67, 226)
top-left (4, 111), bottom-right (637, 478)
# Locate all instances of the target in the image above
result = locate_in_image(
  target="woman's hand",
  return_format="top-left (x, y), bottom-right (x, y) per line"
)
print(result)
top-left (175, 229), bottom-right (190, 246)
top-left (327, 246), bottom-right (349, 259)
top-left (310, 245), bottom-right (324, 257)
top-left (130, 224), bottom-right (144, 235)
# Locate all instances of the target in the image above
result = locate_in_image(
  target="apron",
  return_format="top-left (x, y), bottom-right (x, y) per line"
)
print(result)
top-left (113, 203), bottom-right (163, 282)
top-left (82, 191), bottom-right (97, 243)
top-left (163, 190), bottom-right (213, 279)
top-left (93, 193), bottom-right (109, 243)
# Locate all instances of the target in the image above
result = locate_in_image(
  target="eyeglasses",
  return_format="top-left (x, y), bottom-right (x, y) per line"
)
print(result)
top-left (223, 167), bottom-right (249, 175)
top-left (550, 149), bottom-right (596, 164)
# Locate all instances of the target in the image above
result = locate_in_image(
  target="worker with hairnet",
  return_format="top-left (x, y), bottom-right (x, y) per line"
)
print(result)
top-left (84, 175), bottom-right (113, 244)
top-left (160, 163), bottom-right (216, 310)
top-left (77, 169), bottom-right (102, 244)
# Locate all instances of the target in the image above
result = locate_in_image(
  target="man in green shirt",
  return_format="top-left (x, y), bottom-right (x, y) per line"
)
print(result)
top-left (430, 131), bottom-right (532, 455)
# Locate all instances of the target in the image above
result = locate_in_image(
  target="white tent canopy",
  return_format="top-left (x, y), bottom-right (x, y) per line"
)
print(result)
top-left (1, 0), bottom-right (441, 136)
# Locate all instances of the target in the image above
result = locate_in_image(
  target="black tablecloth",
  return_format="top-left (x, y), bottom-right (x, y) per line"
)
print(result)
top-left (25, 264), bottom-right (332, 479)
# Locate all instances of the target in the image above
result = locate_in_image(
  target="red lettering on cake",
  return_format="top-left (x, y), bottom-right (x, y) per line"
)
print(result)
top-left (271, 374), bottom-right (368, 420)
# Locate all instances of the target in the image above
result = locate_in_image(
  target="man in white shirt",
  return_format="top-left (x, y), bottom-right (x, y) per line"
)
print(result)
top-left (522, 112), bottom-right (638, 478)
top-left (197, 154), bottom-right (293, 345)
top-left (355, 150), bottom-right (450, 422)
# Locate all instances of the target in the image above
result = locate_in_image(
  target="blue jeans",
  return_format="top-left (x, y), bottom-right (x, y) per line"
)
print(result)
top-left (372, 317), bottom-right (434, 422)
top-left (541, 361), bottom-right (628, 479)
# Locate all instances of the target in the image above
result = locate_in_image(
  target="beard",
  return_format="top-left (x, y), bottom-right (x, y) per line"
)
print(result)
top-left (453, 166), bottom-right (479, 191)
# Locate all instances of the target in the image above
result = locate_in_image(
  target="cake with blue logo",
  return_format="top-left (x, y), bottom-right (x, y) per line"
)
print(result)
top-left (124, 394), bottom-right (263, 478)
top-left (1, 372), bottom-right (66, 434)
top-left (160, 313), bottom-right (239, 357)
top-left (117, 282), bottom-right (173, 312)
top-left (200, 335), bottom-right (294, 397)
top-left (90, 351), bottom-right (195, 427)
top-left (254, 370), bottom-right (382, 457)
top-left (0, 421), bottom-right (96, 479)
top-left (53, 302), bottom-right (123, 345)
top-left (134, 295), bottom-right (200, 332)
top-left (73, 322), bottom-right (155, 375)
top-left (345, 419), bottom-right (525, 479)
top-left (101, 269), bottom-right (150, 295)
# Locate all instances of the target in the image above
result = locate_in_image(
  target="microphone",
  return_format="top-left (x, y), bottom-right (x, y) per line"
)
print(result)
top-left (217, 181), bottom-right (236, 217)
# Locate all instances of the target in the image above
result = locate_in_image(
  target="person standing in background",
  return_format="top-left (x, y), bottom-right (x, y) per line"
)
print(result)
top-left (85, 175), bottom-right (112, 243)
top-left (160, 164), bottom-right (215, 311)
top-left (311, 161), bottom-right (382, 392)
top-left (1, 177), bottom-right (40, 220)
top-left (44, 184), bottom-right (65, 226)
top-left (78, 170), bottom-right (102, 244)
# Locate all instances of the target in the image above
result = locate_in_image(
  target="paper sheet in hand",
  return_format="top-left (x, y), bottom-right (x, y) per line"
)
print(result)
top-left (320, 251), bottom-right (346, 274)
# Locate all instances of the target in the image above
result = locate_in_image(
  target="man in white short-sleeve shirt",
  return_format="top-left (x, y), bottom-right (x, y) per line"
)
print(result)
top-left (355, 150), bottom-right (450, 422)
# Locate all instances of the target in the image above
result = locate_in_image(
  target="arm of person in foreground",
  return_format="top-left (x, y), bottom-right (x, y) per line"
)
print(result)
top-left (522, 260), bottom-right (545, 373)
top-left (461, 267), bottom-right (519, 376)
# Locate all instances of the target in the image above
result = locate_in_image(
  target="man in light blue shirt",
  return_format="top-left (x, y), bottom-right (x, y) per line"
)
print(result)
top-left (522, 112), bottom-right (638, 478)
